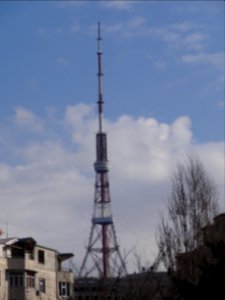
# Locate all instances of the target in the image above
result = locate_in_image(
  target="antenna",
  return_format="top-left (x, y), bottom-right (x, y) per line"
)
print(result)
top-left (97, 21), bottom-right (104, 133)
top-left (6, 222), bottom-right (8, 238)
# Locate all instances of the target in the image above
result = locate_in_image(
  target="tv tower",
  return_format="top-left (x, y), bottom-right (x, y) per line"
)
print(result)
top-left (79, 23), bottom-right (127, 279)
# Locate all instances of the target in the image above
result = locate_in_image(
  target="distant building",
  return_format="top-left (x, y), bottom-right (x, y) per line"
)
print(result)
top-left (175, 213), bottom-right (225, 298)
top-left (176, 213), bottom-right (225, 281)
top-left (203, 213), bottom-right (225, 244)
top-left (74, 277), bottom-right (120, 300)
top-left (74, 271), bottom-right (170, 300)
top-left (0, 237), bottom-right (74, 300)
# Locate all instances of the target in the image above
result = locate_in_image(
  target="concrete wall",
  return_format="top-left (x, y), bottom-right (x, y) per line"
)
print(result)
top-left (0, 242), bottom-right (74, 300)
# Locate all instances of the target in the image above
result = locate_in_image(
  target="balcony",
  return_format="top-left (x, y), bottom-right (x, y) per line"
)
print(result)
top-left (6, 256), bottom-right (36, 271)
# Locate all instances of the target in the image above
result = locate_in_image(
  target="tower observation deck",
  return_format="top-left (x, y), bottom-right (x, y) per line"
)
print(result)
top-left (79, 23), bottom-right (127, 279)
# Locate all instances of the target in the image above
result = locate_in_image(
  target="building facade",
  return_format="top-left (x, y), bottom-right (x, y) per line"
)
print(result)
top-left (175, 213), bottom-right (225, 299)
top-left (0, 237), bottom-right (74, 300)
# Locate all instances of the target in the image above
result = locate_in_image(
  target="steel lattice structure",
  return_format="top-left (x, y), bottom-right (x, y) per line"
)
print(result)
top-left (79, 23), bottom-right (127, 279)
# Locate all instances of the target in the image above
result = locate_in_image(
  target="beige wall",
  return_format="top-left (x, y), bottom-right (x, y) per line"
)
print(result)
top-left (0, 243), bottom-right (74, 300)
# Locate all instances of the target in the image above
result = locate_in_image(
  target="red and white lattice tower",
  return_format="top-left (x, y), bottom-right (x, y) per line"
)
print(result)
top-left (79, 23), bottom-right (127, 279)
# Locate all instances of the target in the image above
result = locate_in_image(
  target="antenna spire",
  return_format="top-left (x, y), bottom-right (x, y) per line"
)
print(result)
top-left (97, 22), bottom-right (104, 133)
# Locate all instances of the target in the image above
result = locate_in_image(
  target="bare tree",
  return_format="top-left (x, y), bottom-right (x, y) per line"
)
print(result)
top-left (156, 156), bottom-right (225, 300)
top-left (158, 156), bottom-right (219, 271)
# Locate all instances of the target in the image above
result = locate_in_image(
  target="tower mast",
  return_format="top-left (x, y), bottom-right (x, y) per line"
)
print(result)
top-left (79, 22), bottom-right (127, 279)
top-left (97, 21), bottom-right (103, 134)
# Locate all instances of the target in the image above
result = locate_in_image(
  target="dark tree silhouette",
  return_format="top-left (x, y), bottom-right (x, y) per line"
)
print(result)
top-left (157, 156), bottom-right (224, 300)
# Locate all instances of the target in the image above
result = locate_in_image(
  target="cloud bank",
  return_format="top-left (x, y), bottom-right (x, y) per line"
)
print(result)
top-left (0, 104), bottom-right (224, 272)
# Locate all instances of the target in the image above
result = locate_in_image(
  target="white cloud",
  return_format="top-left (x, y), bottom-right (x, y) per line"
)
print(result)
top-left (105, 17), bottom-right (148, 38)
top-left (107, 115), bottom-right (192, 183)
top-left (104, 18), bottom-right (206, 50)
top-left (13, 107), bottom-right (44, 133)
top-left (0, 164), bottom-right (11, 182)
top-left (181, 52), bottom-right (224, 90)
top-left (64, 104), bottom-right (96, 146)
top-left (181, 52), bottom-right (224, 69)
top-left (160, 29), bottom-right (206, 51)
top-left (100, 0), bottom-right (136, 10)
top-left (183, 32), bottom-right (206, 50)
top-left (171, 2), bottom-right (222, 16)
top-left (170, 21), bottom-right (195, 33)
top-left (0, 104), bottom-right (224, 272)
top-left (65, 104), bottom-right (93, 128)
top-left (194, 142), bottom-right (224, 185)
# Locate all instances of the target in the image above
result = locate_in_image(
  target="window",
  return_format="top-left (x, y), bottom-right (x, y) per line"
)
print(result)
top-left (9, 272), bottom-right (23, 288)
top-left (26, 272), bottom-right (35, 288)
top-left (59, 282), bottom-right (70, 296)
top-left (39, 278), bottom-right (46, 293)
top-left (38, 250), bottom-right (45, 264)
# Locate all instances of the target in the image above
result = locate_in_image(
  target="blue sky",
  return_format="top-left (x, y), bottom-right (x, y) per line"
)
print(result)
top-left (1, 1), bottom-right (224, 141)
top-left (0, 1), bottom-right (224, 272)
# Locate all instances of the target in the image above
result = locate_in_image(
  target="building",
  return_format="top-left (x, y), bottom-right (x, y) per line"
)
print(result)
top-left (74, 271), bottom-right (171, 300)
top-left (175, 213), bottom-right (225, 299)
top-left (0, 237), bottom-right (74, 300)
top-left (74, 277), bottom-right (119, 300)
top-left (176, 213), bottom-right (225, 280)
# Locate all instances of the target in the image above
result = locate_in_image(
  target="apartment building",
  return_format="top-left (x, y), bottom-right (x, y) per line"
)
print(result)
top-left (0, 237), bottom-right (74, 300)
